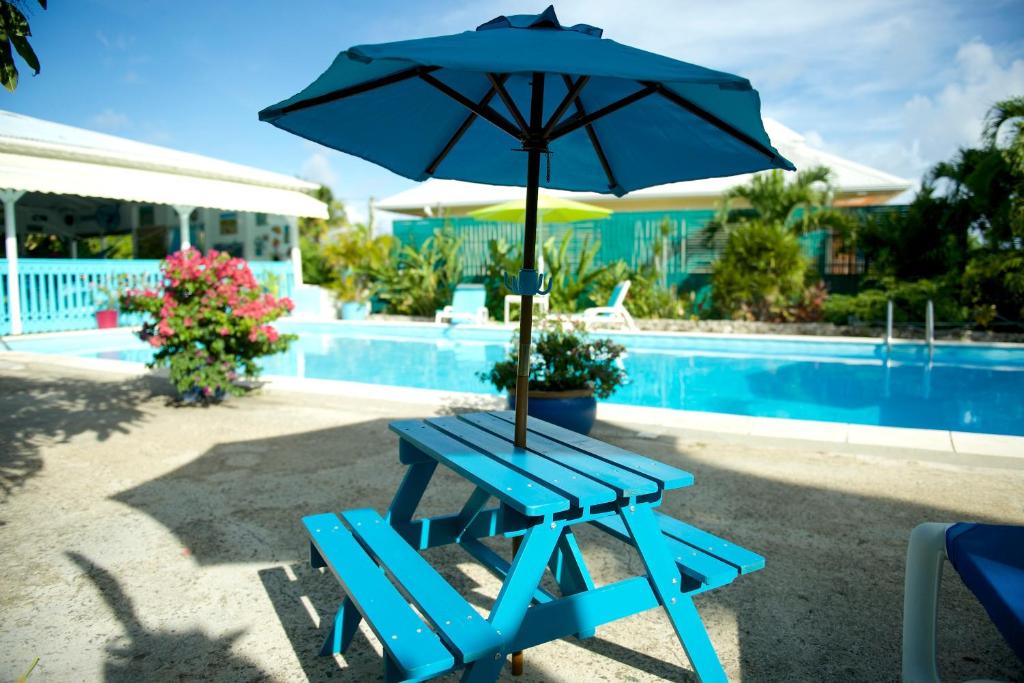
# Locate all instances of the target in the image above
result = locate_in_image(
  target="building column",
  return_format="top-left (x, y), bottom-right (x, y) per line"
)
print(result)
top-left (1, 189), bottom-right (26, 335)
top-left (241, 212), bottom-right (255, 261)
top-left (173, 205), bottom-right (195, 251)
top-left (287, 215), bottom-right (302, 285)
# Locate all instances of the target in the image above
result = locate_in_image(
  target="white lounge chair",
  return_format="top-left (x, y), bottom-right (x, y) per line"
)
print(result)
top-left (435, 284), bottom-right (488, 325)
top-left (578, 280), bottom-right (636, 330)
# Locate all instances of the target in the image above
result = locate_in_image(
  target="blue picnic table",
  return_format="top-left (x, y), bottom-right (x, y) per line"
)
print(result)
top-left (303, 411), bottom-right (764, 682)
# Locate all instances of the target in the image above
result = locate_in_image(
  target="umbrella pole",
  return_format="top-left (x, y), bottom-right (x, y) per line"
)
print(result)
top-left (510, 72), bottom-right (545, 678)
top-left (513, 72), bottom-right (545, 451)
top-left (512, 147), bottom-right (540, 449)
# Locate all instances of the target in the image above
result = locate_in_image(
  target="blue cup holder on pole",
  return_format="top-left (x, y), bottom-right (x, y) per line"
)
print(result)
top-left (503, 268), bottom-right (552, 296)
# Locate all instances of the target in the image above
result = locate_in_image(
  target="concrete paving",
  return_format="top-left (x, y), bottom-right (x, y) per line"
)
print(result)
top-left (1, 358), bottom-right (1022, 682)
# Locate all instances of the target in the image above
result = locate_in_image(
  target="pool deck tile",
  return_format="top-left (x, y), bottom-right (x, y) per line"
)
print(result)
top-left (847, 424), bottom-right (954, 451)
top-left (950, 431), bottom-right (1024, 458)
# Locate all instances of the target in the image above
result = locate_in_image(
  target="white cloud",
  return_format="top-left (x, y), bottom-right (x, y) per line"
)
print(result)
top-left (299, 151), bottom-right (338, 188)
top-left (834, 41), bottom-right (1024, 181)
top-left (90, 109), bottom-right (130, 131)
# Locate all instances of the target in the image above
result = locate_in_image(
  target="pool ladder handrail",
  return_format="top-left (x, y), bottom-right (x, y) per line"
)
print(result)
top-left (884, 299), bottom-right (935, 362)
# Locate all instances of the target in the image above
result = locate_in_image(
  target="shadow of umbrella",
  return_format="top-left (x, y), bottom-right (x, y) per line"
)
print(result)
top-left (66, 552), bottom-right (269, 681)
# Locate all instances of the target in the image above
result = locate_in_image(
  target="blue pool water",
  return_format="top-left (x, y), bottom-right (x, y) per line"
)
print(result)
top-left (9, 321), bottom-right (1024, 436)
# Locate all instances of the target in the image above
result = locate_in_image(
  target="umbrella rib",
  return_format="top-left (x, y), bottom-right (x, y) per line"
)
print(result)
top-left (424, 77), bottom-right (506, 176)
top-left (542, 75), bottom-right (590, 137)
top-left (561, 75), bottom-right (621, 194)
top-left (641, 81), bottom-right (781, 163)
top-left (419, 72), bottom-right (523, 140)
top-left (487, 73), bottom-right (529, 135)
top-left (260, 65), bottom-right (440, 119)
top-left (548, 84), bottom-right (657, 141)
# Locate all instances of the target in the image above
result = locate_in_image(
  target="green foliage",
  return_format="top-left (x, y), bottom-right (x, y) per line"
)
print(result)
top-left (961, 251), bottom-right (1024, 325)
top-left (822, 277), bottom-right (965, 324)
top-left (590, 220), bottom-right (683, 319)
top-left (482, 237), bottom-right (522, 319)
top-left (478, 322), bottom-right (627, 399)
top-left (321, 222), bottom-right (394, 302)
top-left (370, 228), bottom-right (463, 316)
top-left (298, 185), bottom-right (348, 287)
top-left (711, 221), bottom-right (808, 321)
top-left (705, 166), bottom-right (856, 244)
top-left (481, 228), bottom-right (612, 319)
top-left (0, 0), bottom-right (45, 92)
top-left (541, 230), bottom-right (612, 312)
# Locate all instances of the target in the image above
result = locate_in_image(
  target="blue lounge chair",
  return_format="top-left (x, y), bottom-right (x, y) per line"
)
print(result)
top-left (578, 280), bottom-right (636, 330)
top-left (435, 284), bottom-right (488, 325)
top-left (902, 522), bottom-right (1024, 681)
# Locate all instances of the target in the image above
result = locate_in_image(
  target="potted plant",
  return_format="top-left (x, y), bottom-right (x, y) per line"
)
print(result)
top-left (323, 223), bottom-right (393, 320)
top-left (94, 279), bottom-right (128, 329)
top-left (478, 322), bottom-right (627, 435)
top-left (120, 248), bottom-right (296, 403)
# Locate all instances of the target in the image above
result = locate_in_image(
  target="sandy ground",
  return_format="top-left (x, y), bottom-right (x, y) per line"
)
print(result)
top-left (0, 358), bottom-right (1022, 683)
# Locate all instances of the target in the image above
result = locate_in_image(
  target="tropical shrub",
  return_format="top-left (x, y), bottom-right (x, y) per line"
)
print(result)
top-left (822, 277), bottom-right (965, 324)
top-left (961, 251), bottom-right (1024, 325)
top-left (478, 322), bottom-right (627, 398)
top-left (120, 249), bottom-right (296, 401)
top-left (711, 221), bottom-right (808, 321)
top-left (542, 230), bottom-right (611, 312)
top-left (592, 261), bottom-right (682, 319)
top-left (369, 228), bottom-right (463, 316)
top-left (322, 222), bottom-right (394, 303)
top-left (482, 229), bottom-right (611, 319)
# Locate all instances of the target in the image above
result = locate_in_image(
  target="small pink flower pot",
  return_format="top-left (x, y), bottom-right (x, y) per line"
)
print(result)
top-left (95, 309), bottom-right (119, 329)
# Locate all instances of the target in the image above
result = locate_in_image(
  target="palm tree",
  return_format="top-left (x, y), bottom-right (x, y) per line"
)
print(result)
top-left (705, 165), bottom-right (855, 244)
top-left (982, 96), bottom-right (1024, 232)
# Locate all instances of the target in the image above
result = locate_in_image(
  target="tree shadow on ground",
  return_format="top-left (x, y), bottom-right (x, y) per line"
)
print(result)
top-left (66, 551), bottom-right (269, 682)
top-left (0, 369), bottom-right (167, 512)
top-left (111, 414), bottom-right (1022, 682)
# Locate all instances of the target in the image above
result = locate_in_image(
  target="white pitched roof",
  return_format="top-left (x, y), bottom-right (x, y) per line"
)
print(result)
top-left (376, 119), bottom-right (911, 215)
top-left (0, 110), bottom-right (328, 218)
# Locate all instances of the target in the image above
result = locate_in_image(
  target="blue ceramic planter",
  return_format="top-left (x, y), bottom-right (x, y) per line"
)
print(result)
top-left (507, 390), bottom-right (597, 435)
top-left (340, 301), bottom-right (370, 320)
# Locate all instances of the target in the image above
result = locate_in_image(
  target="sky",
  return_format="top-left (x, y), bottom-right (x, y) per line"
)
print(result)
top-left (6, 0), bottom-right (1024, 224)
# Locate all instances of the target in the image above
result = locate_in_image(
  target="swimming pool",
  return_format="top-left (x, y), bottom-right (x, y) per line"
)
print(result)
top-left (8, 321), bottom-right (1024, 437)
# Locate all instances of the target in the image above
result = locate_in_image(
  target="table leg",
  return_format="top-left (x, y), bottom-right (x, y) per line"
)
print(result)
top-left (511, 535), bottom-right (524, 676)
top-left (547, 529), bottom-right (597, 639)
top-left (619, 504), bottom-right (727, 683)
top-left (319, 596), bottom-right (361, 656)
top-left (462, 520), bottom-right (562, 683)
top-left (386, 460), bottom-right (438, 526)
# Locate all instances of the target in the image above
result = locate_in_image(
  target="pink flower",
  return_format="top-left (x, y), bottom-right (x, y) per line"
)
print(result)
top-left (148, 335), bottom-right (163, 347)
top-left (218, 327), bottom-right (229, 336)
top-left (183, 317), bottom-right (193, 327)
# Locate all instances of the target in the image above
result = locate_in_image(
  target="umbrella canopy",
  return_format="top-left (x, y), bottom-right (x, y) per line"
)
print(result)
top-left (260, 5), bottom-right (794, 448)
top-left (469, 194), bottom-right (611, 223)
top-left (260, 6), bottom-right (793, 196)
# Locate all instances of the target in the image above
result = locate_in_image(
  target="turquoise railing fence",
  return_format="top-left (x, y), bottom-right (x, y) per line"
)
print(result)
top-left (1, 258), bottom-right (295, 335)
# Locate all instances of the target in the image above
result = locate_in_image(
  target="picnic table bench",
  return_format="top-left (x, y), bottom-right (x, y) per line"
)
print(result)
top-left (303, 411), bottom-right (764, 682)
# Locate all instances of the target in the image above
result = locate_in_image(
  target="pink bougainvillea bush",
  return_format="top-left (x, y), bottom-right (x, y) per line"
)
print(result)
top-left (120, 249), bottom-right (295, 401)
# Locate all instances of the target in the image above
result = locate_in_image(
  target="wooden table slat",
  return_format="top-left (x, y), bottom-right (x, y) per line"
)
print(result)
top-left (491, 410), bottom-right (694, 490)
top-left (460, 413), bottom-right (658, 498)
top-left (390, 420), bottom-right (569, 516)
top-left (427, 416), bottom-right (618, 509)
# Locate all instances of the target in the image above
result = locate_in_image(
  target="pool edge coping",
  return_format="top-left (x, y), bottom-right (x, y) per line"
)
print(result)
top-left (4, 349), bottom-right (1021, 460)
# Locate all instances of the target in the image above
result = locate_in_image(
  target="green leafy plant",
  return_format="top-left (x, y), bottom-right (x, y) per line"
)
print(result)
top-left (478, 321), bottom-right (627, 398)
top-left (370, 228), bottom-right (463, 316)
top-left (960, 251), bottom-right (1024, 326)
top-left (711, 221), bottom-right (808, 321)
top-left (482, 237), bottom-right (523, 319)
top-left (119, 249), bottom-right (296, 402)
top-left (590, 220), bottom-right (683, 319)
top-left (322, 222), bottom-right (394, 303)
top-left (1, 0), bottom-right (45, 92)
top-left (822, 277), bottom-right (966, 324)
top-left (541, 229), bottom-right (611, 312)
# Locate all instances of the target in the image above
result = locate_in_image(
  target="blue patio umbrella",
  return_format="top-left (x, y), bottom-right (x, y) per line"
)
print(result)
top-left (260, 5), bottom-right (794, 449)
